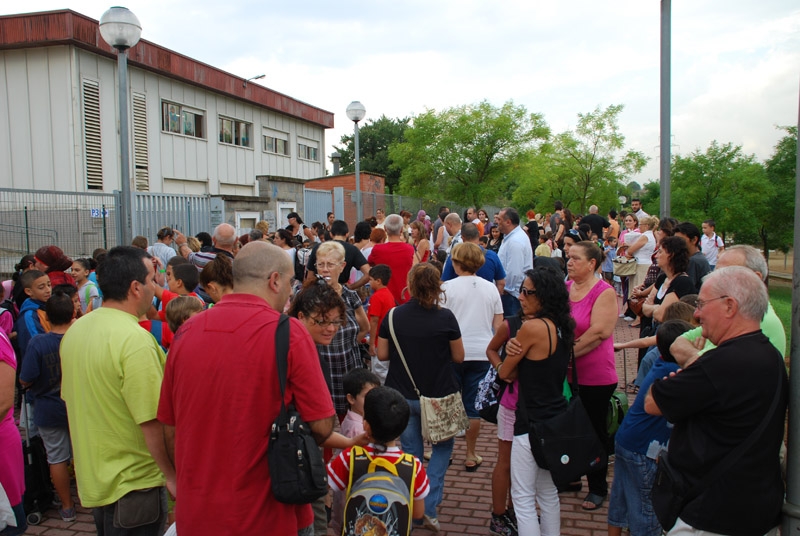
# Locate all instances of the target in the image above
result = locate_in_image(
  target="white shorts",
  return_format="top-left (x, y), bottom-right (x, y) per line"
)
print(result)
top-left (497, 404), bottom-right (516, 442)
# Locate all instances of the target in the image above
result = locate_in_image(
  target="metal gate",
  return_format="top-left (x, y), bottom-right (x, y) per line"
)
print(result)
top-left (135, 193), bottom-right (211, 240)
top-left (304, 188), bottom-right (333, 226)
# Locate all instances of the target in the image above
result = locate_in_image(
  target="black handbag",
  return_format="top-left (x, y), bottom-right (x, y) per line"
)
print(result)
top-left (528, 338), bottom-right (605, 488)
top-left (267, 315), bottom-right (328, 504)
top-left (651, 364), bottom-right (783, 531)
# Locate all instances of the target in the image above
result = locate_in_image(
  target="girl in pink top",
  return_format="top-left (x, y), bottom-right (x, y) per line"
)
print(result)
top-left (566, 241), bottom-right (618, 512)
top-left (0, 331), bottom-right (25, 533)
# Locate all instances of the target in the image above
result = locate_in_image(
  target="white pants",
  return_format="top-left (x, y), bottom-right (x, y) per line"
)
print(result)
top-left (510, 434), bottom-right (560, 536)
top-left (668, 518), bottom-right (779, 536)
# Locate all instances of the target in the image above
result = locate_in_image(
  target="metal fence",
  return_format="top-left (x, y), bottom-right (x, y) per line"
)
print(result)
top-left (0, 188), bottom-right (212, 275)
top-left (304, 188), bottom-right (334, 227)
top-left (0, 188), bottom-right (117, 273)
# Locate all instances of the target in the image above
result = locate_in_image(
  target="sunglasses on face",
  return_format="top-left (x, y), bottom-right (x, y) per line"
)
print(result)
top-left (519, 287), bottom-right (537, 296)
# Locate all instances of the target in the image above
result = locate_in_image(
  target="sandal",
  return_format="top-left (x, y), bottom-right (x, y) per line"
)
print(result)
top-left (465, 454), bottom-right (483, 472)
top-left (625, 382), bottom-right (639, 394)
top-left (581, 492), bottom-right (606, 511)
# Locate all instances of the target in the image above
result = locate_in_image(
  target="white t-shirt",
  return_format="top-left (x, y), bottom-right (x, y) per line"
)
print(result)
top-left (441, 275), bottom-right (503, 361)
top-left (701, 233), bottom-right (724, 266)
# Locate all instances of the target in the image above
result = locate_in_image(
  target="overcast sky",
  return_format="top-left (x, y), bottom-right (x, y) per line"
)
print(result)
top-left (6, 1), bottom-right (799, 184)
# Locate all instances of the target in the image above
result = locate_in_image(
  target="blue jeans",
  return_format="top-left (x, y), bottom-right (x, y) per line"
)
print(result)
top-left (501, 292), bottom-right (521, 318)
top-left (607, 443), bottom-right (660, 536)
top-left (634, 346), bottom-right (660, 387)
top-left (401, 398), bottom-right (454, 519)
top-left (92, 487), bottom-right (168, 536)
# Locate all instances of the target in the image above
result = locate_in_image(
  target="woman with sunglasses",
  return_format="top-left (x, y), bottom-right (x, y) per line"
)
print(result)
top-left (497, 266), bottom-right (574, 536)
top-left (311, 241), bottom-right (369, 419)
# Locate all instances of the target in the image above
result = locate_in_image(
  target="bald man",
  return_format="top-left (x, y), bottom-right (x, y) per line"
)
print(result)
top-left (159, 241), bottom-right (335, 535)
top-left (173, 223), bottom-right (236, 271)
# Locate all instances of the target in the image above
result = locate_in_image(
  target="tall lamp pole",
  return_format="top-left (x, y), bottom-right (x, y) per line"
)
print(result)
top-left (99, 6), bottom-right (142, 246)
top-left (346, 101), bottom-right (366, 222)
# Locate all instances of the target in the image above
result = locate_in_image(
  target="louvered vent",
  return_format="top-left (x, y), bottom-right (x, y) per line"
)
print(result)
top-left (132, 93), bottom-right (150, 191)
top-left (82, 80), bottom-right (103, 190)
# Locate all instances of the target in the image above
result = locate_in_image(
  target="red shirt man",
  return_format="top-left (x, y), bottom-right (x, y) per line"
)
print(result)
top-left (368, 214), bottom-right (414, 304)
top-left (158, 243), bottom-right (334, 535)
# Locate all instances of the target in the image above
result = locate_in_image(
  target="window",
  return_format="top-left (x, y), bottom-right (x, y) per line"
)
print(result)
top-left (263, 130), bottom-right (290, 155)
top-left (161, 101), bottom-right (204, 139)
top-left (298, 142), bottom-right (319, 161)
top-left (219, 116), bottom-right (252, 148)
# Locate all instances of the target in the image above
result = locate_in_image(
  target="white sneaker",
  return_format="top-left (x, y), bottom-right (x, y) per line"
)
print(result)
top-left (423, 515), bottom-right (441, 533)
top-left (623, 316), bottom-right (635, 322)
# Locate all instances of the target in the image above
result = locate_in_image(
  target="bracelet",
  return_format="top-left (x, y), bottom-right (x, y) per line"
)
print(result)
top-left (159, 269), bottom-right (166, 273)
top-left (495, 362), bottom-right (503, 373)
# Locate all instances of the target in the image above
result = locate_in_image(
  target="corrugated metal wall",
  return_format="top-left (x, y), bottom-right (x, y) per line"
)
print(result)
top-left (135, 193), bottom-right (211, 239)
top-left (304, 188), bottom-right (333, 227)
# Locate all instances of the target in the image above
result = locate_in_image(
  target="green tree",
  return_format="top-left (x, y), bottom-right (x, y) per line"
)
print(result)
top-left (639, 180), bottom-right (660, 214)
top-left (334, 115), bottom-right (410, 193)
top-left (670, 141), bottom-right (769, 246)
top-left (390, 100), bottom-right (550, 207)
top-left (514, 104), bottom-right (647, 215)
top-left (762, 126), bottom-right (797, 255)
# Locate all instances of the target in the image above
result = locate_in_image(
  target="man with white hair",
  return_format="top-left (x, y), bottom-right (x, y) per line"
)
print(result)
top-left (671, 244), bottom-right (786, 364)
top-left (368, 214), bottom-right (414, 304)
top-left (443, 212), bottom-right (462, 254)
top-left (644, 266), bottom-right (787, 536)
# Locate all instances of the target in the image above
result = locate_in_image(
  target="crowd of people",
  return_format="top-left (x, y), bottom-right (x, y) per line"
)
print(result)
top-left (0, 200), bottom-right (788, 536)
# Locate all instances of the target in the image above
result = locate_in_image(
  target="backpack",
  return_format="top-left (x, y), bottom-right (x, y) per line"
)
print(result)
top-left (342, 446), bottom-right (416, 536)
top-left (606, 390), bottom-right (629, 447)
top-left (0, 298), bottom-right (17, 323)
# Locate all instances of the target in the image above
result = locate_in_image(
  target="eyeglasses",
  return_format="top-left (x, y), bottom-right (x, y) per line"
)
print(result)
top-left (695, 295), bottom-right (729, 310)
top-left (519, 287), bottom-right (537, 296)
top-left (308, 316), bottom-right (345, 328)
top-left (316, 262), bottom-right (343, 270)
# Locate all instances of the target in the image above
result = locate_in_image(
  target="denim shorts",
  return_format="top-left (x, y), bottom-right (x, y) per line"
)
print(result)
top-left (607, 442), bottom-right (661, 536)
top-left (496, 404), bottom-right (515, 442)
top-left (454, 361), bottom-right (491, 419)
top-left (38, 426), bottom-right (72, 465)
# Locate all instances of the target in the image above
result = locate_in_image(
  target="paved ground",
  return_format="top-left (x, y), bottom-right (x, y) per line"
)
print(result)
top-left (22, 317), bottom-right (641, 535)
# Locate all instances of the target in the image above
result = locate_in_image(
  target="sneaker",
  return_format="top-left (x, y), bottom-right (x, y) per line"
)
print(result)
top-left (59, 506), bottom-right (76, 522)
top-left (622, 316), bottom-right (635, 322)
top-left (489, 512), bottom-right (517, 536)
top-left (422, 514), bottom-right (440, 533)
top-left (506, 506), bottom-right (517, 528)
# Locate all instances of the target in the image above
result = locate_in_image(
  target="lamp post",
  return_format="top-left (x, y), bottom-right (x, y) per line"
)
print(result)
top-left (243, 74), bottom-right (265, 88)
top-left (99, 6), bottom-right (141, 247)
top-left (346, 101), bottom-right (366, 222)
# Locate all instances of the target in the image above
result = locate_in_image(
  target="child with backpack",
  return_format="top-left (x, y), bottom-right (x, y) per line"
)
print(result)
top-left (330, 369), bottom-right (382, 534)
top-left (327, 386), bottom-right (429, 536)
top-left (18, 292), bottom-right (77, 522)
top-left (153, 263), bottom-right (203, 350)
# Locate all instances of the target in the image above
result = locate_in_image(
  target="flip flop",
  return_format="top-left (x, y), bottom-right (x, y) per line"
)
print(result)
top-left (581, 492), bottom-right (606, 511)
top-left (465, 455), bottom-right (483, 472)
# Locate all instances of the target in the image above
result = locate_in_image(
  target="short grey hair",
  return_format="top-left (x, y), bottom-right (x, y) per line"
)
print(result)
top-left (383, 214), bottom-right (404, 236)
top-left (589, 205), bottom-right (598, 214)
top-left (213, 223), bottom-right (236, 248)
top-left (704, 266), bottom-right (768, 322)
top-left (723, 245), bottom-right (768, 282)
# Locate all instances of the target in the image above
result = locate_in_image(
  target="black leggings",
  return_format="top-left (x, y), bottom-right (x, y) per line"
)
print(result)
top-left (578, 383), bottom-right (617, 497)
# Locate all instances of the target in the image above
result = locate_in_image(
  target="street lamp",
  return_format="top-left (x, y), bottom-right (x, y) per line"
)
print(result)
top-left (243, 74), bottom-right (265, 88)
top-left (346, 101), bottom-right (366, 222)
top-left (99, 6), bottom-right (142, 247)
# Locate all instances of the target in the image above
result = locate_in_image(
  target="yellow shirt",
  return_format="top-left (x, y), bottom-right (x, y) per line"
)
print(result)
top-left (61, 307), bottom-right (167, 507)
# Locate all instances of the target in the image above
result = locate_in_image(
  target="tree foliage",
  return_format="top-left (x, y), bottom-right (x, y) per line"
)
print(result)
top-left (334, 115), bottom-right (410, 193)
top-left (513, 104), bottom-right (647, 215)
top-left (762, 126), bottom-right (797, 254)
top-left (390, 100), bottom-right (550, 207)
top-left (670, 141), bottom-right (768, 246)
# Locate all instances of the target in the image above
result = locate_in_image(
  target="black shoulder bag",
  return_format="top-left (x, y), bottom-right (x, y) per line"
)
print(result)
top-left (651, 363), bottom-right (783, 531)
top-left (528, 325), bottom-right (606, 488)
top-left (267, 314), bottom-right (328, 504)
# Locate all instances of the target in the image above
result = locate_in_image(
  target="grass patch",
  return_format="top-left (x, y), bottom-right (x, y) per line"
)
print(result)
top-left (769, 284), bottom-right (792, 350)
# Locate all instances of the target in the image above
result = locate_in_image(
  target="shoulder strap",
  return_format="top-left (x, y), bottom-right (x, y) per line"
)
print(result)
top-left (682, 363), bottom-right (783, 503)
top-left (540, 318), bottom-right (553, 356)
top-left (274, 314), bottom-right (291, 412)
top-left (388, 308), bottom-right (420, 397)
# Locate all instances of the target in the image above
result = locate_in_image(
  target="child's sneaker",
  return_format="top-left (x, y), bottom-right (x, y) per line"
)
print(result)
top-left (489, 511), bottom-right (517, 536)
top-left (59, 506), bottom-right (76, 522)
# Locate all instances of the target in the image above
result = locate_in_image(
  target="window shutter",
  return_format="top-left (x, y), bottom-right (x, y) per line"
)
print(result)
top-left (132, 93), bottom-right (150, 191)
top-left (82, 80), bottom-right (103, 190)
